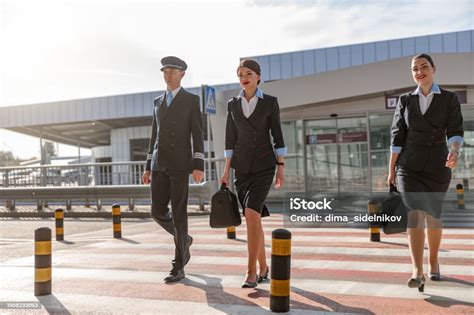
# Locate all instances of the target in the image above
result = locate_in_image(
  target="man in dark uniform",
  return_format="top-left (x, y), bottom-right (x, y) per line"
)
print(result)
top-left (142, 56), bottom-right (204, 283)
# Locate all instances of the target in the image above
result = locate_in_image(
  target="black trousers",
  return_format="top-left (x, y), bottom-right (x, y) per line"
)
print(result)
top-left (151, 171), bottom-right (190, 270)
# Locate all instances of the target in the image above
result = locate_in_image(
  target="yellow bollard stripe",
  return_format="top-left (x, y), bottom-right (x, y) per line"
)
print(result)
top-left (272, 239), bottom-right (291, 256)
top-left (113, 224), bottom-right (122, 232)
top-left (112, 208), bottom-right (121, 216)
top-left (35, 241), bottom-right (52, 255)
top-left (370, 227), bottom-right (380, 233)
top-left (456, 189), bottom-right (464, 194)
top-left (56, 227), bottom-right (64, 234)
top-left (35, 268), bottom-right (51, 282)
top-left (55, 212), bottom-right (64, 219)
top-left (368, 205), bottom-right (380, 214)
top-left (458, 200), bottom-right (465, 205)
top-left (227, 227), bottom-right (235, 233)
top-left (271, 279), bottom-right (290, 297)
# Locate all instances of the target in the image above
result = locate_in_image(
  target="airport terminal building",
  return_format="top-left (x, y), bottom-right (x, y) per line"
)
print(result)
top-left (1, 30), bottom-right (473, 198)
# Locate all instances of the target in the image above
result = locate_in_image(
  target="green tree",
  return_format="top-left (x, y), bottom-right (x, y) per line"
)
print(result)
top-left (42, 142), bottom-right (56, 157)
top-left (0, 150), bottom-right (20, 167)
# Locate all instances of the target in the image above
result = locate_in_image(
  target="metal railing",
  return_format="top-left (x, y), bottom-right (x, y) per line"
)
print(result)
top-left (0, 160), bottom-right (224, 211)
top-left (0, 183), bottom-right (212, 212)
top-left (0, 160), bottom-right (226, 188)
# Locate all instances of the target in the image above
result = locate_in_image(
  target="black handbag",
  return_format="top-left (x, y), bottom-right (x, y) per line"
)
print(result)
top-left (381, 184), bottom-right (408, 234)
top-left (210, 183), bottom-right (241, 228)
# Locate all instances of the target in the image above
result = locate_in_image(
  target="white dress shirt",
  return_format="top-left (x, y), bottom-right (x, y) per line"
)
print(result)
top-left (238, 88), bottom-right (264, 118)
top-left (411, 83), bottom-right (441, 115)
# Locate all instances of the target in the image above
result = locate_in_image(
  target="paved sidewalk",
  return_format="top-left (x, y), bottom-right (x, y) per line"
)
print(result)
top-left (0, 214), bottom-right (473, 314)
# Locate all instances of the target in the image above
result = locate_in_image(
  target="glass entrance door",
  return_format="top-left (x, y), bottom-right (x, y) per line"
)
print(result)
top-left (305, 117), bottom-right (369, 196)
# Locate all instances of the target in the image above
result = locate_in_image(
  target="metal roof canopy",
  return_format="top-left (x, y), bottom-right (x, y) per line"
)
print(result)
top-left (7, 117), bottom-right (151, 148)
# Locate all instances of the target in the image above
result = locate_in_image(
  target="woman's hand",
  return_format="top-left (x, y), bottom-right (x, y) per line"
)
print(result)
top-left (386, 169), bottom-right (396, 187)
top-left (274, 165), bottom-right (285, 189)
top-left (220, 171), bottom-right (230, 187)
top-left (446, 151), bottom-right (459, 169)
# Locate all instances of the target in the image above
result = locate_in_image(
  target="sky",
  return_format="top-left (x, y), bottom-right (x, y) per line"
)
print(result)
top-left (0, 0), bottom-right (473, 160)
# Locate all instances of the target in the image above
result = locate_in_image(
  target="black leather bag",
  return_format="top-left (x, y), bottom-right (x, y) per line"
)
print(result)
top-left (210, 184), bottom-right (241, 228)
top-left (381, 184), bottom-right (408, 234)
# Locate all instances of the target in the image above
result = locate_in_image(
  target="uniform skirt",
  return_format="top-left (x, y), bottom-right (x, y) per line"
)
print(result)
top-left (396, 165), bottom-right (451, 219)
top-left (234, 168), bottom-right (275, 217)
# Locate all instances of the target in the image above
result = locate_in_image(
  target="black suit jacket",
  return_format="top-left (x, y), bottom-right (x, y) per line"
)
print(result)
top-left (391, 88), bottom-right (463, 172)
top-left (146, 88), bottom-right (204, 173)
top-left (225, 93), bottom-right (285, 174)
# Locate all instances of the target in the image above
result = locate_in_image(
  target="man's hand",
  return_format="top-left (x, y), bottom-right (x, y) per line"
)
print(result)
top-left (142, 170), bottom-right (151, 184)
top-left (446, 151), bottom-right (459, 169)
top-left (193, 170), bottom-right (204, 183)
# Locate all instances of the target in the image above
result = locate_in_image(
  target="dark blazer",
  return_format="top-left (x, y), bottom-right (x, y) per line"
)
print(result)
top-left (146, 88), bottom-right (204, 173)
top-left (225, 93), bottom-right (285, 174)
top-left (391, 88), bottom-right (463, 172)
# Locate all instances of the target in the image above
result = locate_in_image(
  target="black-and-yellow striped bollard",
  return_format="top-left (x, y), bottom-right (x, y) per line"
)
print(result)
top-left (368, 200), bottom-right (381, 242)
top-left (35, 227), bottom-right (52, 296)
top-left (112, 204), bottom-right (122, 238)
top-left (456, 184), bottom-right (465, 209)
top-left (55, 208), bottom-right (64, 241)
top-left (226, 226), bottom-right (236, 239)
top-left (270, 228), bottom-right (291, 313)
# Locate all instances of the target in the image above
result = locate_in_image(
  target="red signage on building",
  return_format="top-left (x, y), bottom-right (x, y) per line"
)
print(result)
top-left (339, 132), bottom-right (367, 143)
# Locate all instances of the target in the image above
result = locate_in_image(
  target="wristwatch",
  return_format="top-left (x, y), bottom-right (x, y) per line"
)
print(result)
top-left (277, 162), bottom-right (285, 166)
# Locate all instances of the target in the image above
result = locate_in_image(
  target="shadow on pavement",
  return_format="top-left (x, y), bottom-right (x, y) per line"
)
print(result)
top-left (440, 276), bottom-right (474, 287)
top-left (58, 240), bottom-right (75, 245)
top-left (423, 293), bottom-right (474, 308)
top-left (290, 286), bottom-right (375, 314)
top-left (232, 238), bottom-right (247, 244)
top-left (36, 294), bottom-right (71, 315)
top-left (183, 274), bottom-right (266, 314)
top-left (245, 286), bottom-right (374, 313)
top-left (117, 237), bottom-right (140, 244)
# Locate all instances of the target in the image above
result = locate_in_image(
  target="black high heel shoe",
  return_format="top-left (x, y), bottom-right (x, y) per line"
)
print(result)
top-left (257, 267), bottom-right (269, 283)
top-left (241, 274), bottom-right (258, 288)
top-left (407, 276), bottom-right (426, 292)
top-left (429, 264), bottom-right (441, 281)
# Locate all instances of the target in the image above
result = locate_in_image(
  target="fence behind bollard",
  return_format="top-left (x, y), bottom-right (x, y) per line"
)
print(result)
top-left (270, 228), bottom-right (291, 313)
top-left (55, 208), bottom-right (64, 241)
top-left (368, 200), bottom-right (381, 242)
top-left (34, 227), bottom-right (52, 296)
top-left (112, 204), bottom-right (122, 238)
top-left (456, 184), bottom-right (465, 209)
top-left (226, 226), bottom-right (236, 239)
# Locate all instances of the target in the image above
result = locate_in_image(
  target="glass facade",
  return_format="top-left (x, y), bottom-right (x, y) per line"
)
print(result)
top-left (268, 106), bottom-right (474, 198)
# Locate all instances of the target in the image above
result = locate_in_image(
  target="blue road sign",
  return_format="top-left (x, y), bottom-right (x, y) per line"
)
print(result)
top-left (205, 86), bottom-right (216, 115)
